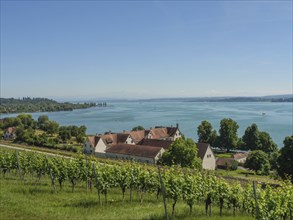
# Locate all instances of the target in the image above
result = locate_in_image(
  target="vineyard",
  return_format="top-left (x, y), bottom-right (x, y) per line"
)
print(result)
top-left (0, 148), bottom-right (292, 220)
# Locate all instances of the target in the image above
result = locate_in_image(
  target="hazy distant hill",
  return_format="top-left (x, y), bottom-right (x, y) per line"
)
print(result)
top-left (0, 97), bottom-right (96, 114)
top-left (137, 94), bottom-right (293, 103)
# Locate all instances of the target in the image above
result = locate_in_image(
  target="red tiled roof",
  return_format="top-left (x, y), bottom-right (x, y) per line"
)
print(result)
top-left (138, 139), bottom-right (172, 149)
top-left (129, 130), bottom-right (146, 143)
top-left (98, 126), bottom-right (179, 145)
top-left (93, 133), bottom-right (133, 146)
top-left (99, 133), bottom-right (118, 145)
top-left (105, 144), bottom-right (163, 158)
top-left (150, 127), bottom-right (169, 139)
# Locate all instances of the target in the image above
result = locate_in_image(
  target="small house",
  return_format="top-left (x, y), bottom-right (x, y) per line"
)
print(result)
top-left (197, 143), bottom-right (216, 170)
top-left (232, 153), bottom-right (249, 164)
top-left (3, 127), bottom-right (16, 140)
top-left (83, 132), bottom-right (135, 156)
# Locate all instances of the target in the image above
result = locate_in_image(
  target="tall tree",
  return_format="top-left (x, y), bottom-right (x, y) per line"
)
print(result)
top-left (245, 150), bottom-right (271, 175)
top-left (258, 131), bottom-right (277, 153)
top-left (160, 137), bottom-right (202, 169)
top-left (218, 118), bottom-right (239, 152)
top-left (37, 115), bottom-right (49, 130)
top-left (197, 120), bottom-right (217, 146)
top-left (59, 126), bottom-right (71, 142)
top-left (241, 123), bottom-right (261, 151)
top-left (0, 117), bottom-right (22, 129)
top-left (17, 114), bottom-right (36, 129)
top-left (46, 121), bottom-right (59, 136)
top-left (78, 125), bottom-right (87, 136)
top-left (277, 136), bottom-right (293, 181)
top-left (76, 134), bottom-right (85, 145)
top-left (69, 126), bottom-right (79, 137)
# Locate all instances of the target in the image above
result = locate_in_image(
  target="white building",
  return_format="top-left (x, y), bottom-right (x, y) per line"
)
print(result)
top-left (197, 143), bottom-right (216, 170)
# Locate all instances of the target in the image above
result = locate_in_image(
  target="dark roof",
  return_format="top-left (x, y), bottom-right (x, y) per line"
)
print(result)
top-left (216, 158), bottom-right (235, 167)
top-left (117, 133), bottom-right (130, 143)
top-left (197, 143), bottom-right (210, 159)
top-left (105, 144), bottom-right (163, 158)
top-left (138, 139), bottom-right (172, 149)
top-left (167, 127), bottom-right (178, 136)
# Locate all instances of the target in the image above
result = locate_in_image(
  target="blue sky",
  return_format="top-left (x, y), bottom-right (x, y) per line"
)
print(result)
top-left (1, 1), bottom-right (292, 99)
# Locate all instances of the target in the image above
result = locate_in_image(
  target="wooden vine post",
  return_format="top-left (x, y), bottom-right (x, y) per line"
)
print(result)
top-left (157, 165), bottom-right (169, 220)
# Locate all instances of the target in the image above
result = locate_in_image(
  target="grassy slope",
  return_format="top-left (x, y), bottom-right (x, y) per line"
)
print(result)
top-left (0, 173), bottom-right (253, 220)
top-left (0, 140), bottom-right (77, 157)
top-left (214, 168), bottom-right (281, 185)
top-left (214, 153), bottom-right (233, 158)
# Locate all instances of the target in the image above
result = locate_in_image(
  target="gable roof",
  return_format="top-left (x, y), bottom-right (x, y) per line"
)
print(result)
top-left (138, 138), bottom-right (173, 149)
top-left (105, 144), bottom-right (163, 158)
top-left (101, 133), bottom-right (117, 145)
top-left (150, 127), bottom-right (169, 139)
top-left (117, 133), bottom-right (131, 143)
top-left (197, 143), bottom-right (210, 159)
top-left (87, 136), bottom-right (103, 148)
top-left (128, 130), bottom-right (146, 143)
top-left (167, 127), bottom-right (178, 136)
top-left (89, 132), bottom-right (133, 148)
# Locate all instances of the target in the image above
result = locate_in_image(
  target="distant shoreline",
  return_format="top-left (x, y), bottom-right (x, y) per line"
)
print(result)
top-left (0, 97), bottom-right (98, 114)
top-left (135, 95), bottom-right (293, 103)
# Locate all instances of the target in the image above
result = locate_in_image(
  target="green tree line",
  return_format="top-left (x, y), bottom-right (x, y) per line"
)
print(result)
top-left (197, 119), bottom-right (293, 180)
top-left (0, 97), bottom-right (96, 113)
top-left (0, 114), bottom-right (87, 152)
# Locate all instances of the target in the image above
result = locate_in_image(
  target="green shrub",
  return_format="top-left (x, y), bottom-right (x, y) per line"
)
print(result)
top-left (231, 160), bottom-right (238, 170)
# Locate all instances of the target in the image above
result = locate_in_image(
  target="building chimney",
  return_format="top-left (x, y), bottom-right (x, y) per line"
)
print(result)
top-left (176, 123), bottom-right (179, 128)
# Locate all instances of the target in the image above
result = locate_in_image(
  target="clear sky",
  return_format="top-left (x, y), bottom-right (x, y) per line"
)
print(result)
top-left (1, 1), bottom-right (292, 99)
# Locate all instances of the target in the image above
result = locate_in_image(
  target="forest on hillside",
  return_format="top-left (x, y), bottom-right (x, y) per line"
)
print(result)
top-left (0, 97), bottom-right (96, 113)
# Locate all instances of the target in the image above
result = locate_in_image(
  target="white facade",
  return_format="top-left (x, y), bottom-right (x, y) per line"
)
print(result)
top-left (125, 136), bottom-right (135, 145)
top-left (201, 147), bottom-right (216, 170)
top-left (173, 130), bottom-right (181, 141)
top-left (94, 138), bottom-right (107, 154)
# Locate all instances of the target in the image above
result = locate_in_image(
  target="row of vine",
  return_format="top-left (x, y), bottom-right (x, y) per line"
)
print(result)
top-left (0, 149), bottom-right (292, 219)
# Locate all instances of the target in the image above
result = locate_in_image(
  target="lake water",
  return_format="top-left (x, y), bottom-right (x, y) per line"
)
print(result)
top-left (1, 101), bottom-right (292, 147)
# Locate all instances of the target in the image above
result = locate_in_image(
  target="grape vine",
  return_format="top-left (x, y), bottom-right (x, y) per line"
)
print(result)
top-left (0, 148), bottom-right (292, 219)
